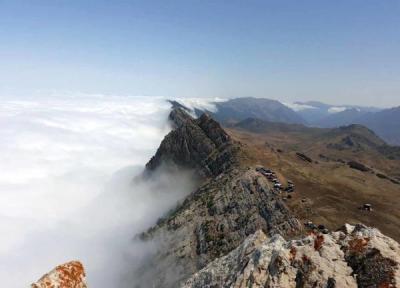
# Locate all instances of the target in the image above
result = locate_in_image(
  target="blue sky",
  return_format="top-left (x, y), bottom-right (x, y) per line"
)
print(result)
top-left (0, 0), bottom-right (399, 107)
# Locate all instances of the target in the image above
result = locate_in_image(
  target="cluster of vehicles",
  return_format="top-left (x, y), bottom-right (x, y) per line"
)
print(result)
top-left (256, 167), bottom-right (330, 234)
top-left (256, 167), bottom-right (295, 193)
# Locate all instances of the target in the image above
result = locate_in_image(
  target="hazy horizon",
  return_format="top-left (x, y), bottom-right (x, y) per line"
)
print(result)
top-left (1, 1), bottom-right (400, 107)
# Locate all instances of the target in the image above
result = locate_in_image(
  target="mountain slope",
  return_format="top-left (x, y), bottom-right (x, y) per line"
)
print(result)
top-left (235, 118), bottom-right (400, 165)
top-left (357, 106), bottom-right (400, 145)
top-left (318, 108), bottom-right (369, 128)
top-left (235, 117), bottom-right (324, 134)
top-left (228, 120), bottom-right (400, 242)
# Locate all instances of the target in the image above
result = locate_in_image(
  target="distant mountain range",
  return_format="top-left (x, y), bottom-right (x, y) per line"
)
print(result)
top-left (204, 97), bottom-right (306, 125)
top-left (292, 101), bottom-right (381, 124)
top-left (187, 97), bottom-right (399, 146)
top-left (293, 101), bottom-right (400, 145)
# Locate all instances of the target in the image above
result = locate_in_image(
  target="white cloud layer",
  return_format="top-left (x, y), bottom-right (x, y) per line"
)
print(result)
top-left (175, 97), bottom-right (225, 113)
top-left (282, 102), bottom-right (317, 111)
top-left (327, 106), bottom-right (348, 114)
top-left (0, 95), bottom-right (196, 287)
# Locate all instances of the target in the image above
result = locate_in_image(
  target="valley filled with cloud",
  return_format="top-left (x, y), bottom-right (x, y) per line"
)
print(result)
top-left (0, 94), bottom-right (197, 287)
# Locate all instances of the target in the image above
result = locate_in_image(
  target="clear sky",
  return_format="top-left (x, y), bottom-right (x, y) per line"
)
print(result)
top-left (1, 0), bottom-right (399, 107)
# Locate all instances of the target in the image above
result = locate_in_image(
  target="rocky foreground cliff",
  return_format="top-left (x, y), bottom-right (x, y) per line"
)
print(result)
top-left (32, 106), bottom-right (400, 287)
top-left (183, 224), bottom-right (400, 288)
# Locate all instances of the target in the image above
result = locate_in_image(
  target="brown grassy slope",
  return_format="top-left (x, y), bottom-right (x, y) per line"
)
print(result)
top-left (227, 128), bottom-right (400, 242)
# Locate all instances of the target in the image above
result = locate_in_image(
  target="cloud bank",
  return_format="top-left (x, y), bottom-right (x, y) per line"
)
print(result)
top-left (282, 102), bottom-right (317, 112)
top-left (0, 95), bottom-right (196, 287)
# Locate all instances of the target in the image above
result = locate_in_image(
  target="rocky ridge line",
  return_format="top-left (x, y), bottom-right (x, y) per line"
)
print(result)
top-left (137, 107), bottom-right (302, 287)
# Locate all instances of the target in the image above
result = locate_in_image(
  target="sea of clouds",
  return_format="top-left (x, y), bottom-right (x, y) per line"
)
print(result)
top-left (0, 94), bottom-right (216, 287)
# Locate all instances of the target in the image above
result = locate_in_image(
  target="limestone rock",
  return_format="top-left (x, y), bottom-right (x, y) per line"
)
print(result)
top-left (183, 224), bottom-right (400, 288)
top-left (137, 167), bottom-right (302, 287)
top-left (31, 261), bottom-right (87, 288)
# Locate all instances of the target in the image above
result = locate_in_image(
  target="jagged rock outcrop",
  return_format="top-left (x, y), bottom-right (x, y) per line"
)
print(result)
top-left (31, 261), bottom-right (87, 288)
top-left (183, 224), bottom-right (400, 288)
top-left (146, 108), bottom-right (237, 177)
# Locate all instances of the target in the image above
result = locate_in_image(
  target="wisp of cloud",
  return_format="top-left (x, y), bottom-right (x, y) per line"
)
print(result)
top-left (0, 94), bottom-right (198, 287)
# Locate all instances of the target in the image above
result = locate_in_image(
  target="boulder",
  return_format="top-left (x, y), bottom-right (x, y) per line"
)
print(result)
top-left (31, 261), bottom-right (87, 288)
top-left (348, 161), bottom-right (370, 172)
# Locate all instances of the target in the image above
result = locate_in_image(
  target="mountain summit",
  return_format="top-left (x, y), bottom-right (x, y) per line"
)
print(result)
top-left (146, 108), bottom-right (237, 177)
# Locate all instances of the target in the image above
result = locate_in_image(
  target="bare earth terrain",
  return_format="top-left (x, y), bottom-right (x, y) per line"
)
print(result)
top-left (228, 126), bottom-right (400, 241)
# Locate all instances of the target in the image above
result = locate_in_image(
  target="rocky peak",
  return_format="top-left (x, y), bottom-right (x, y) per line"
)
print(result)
top-left (169, 107), bottom-right (194, 129)
top-left (146, 108), bottom-right (237, 177)
top-left (31, 261), bottom-right (87, 288)
top-left (183, 224), bottom-right (400, 288)
top-left (196, 113), bottom-right (231, 147)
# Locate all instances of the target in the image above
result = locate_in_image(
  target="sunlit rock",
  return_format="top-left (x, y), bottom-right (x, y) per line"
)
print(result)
top-left (31, 261), bottom-right (87, 288)
top-left (183, 224), bottom-right (400, 288)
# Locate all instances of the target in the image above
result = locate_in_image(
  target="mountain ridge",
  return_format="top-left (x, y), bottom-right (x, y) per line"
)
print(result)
top-left (137, 106), bottom-right (303, 287)
top-left (138, 105), bottom-right (400, 287)
top-left (199, 97), bottom-right (306, 125)
top-left (31, 103), bottom-right (400, 288)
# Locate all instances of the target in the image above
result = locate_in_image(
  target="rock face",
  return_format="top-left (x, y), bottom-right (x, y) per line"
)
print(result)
top-left (347, 160), bottom-right (371, 172)
top-left (183, 224), bottom-right (400, 288)
top-left (31, 261), bottom-right (87, 288)
top-left (146, 108), bottom-right (237, 177)
top-left (137, 108), bottom-right (302, 287)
